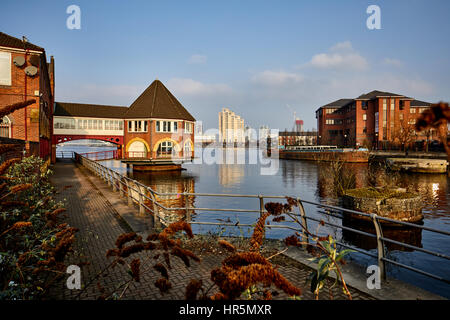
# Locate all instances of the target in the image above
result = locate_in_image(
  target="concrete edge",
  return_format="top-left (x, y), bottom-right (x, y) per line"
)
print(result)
top-left (283, 246), bottom-right (446, 300)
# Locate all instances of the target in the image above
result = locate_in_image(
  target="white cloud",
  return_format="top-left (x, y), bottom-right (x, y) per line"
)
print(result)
top-left (251, 70), bottom-right (303, 86)
top-left (309, 41), bottom-right (368, 71)
top-left (188, 54), bottom-right (207, 64)
top-left (166, 78), bottom-right (232, 96)
top-left (382, 58), bottom-right (404, 67)
top-left (330, 41), bottom-right (353, 52)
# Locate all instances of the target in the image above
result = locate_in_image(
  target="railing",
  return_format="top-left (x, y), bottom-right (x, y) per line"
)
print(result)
top-left (55, 151), bottom-right (75, 159)
top-left (75, 152), bottom-right (450, 288)
top-left (79, 150), bottom-right (118, 161)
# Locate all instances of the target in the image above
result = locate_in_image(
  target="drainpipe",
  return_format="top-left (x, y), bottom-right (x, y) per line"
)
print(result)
top-left (23, 41), bottom-right (29, 142)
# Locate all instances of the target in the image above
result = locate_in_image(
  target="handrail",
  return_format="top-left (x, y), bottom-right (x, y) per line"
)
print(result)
top-left (74, 152), bottom-right (450, 288)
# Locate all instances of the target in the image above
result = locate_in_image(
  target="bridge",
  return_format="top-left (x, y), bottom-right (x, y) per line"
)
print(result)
top-left (53, 80), bottom-right (196, 170)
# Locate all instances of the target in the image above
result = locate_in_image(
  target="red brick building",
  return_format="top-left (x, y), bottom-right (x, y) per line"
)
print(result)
top-left (316, 90), bottom-right (441, 150)
top-left (53, 80), bottom-right (196, 162)
top-left (0, 32), bottom-right (54, 162)
top-left (122, 80), bottom-right (196, 160)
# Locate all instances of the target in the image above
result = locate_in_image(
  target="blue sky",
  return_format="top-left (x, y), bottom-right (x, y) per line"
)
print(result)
top-left (1, 0), bottom-right (450, 130)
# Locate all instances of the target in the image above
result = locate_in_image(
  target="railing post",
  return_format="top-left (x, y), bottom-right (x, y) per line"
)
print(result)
top-left (138, 184), bottom-right (146, 216)
top-left (258, 195), bottom-right (264, 218)
top-left (296, 197), bottom-right (309, 244)
top-left (371, 213), bottom-right (386, 281)
top-left (112, 171), bottom-right (117, 192)
top-left (125, 179), bottom-right (133, 207)
top-left (184, 192), bottom-right (191, 222)
top-left (148, 190), bottom-right (158, 229)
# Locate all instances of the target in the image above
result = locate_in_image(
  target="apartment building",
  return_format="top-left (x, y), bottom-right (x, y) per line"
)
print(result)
top-left (316, 90), bottom-right (440, 150)
top-left (219, 108), bottom-right (245, 144)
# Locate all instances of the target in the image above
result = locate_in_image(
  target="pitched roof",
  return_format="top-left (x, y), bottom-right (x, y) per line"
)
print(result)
top-left (124, 80), bottom-right (196, 121)
top-left (356, 90), bottom-right (407, 100)
top-left (321, 98), bottom-right (354, 108)
top-left (0, 32), bottom-right (44, 52)
top-left (410, 99), bottom-right (431, 107)
top-left (54, 102), bottom-right (128, 119)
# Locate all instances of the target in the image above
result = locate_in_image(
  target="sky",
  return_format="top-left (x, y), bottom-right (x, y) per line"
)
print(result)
top-left (1, 0), bottom-right (450, 131)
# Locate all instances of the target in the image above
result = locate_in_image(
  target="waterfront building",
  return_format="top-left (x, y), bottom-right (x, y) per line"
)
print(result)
top-left (53, 79), bottom-right (196, 165)
top-left (0, 32), bottom-right (54, 162)
top-left (316, 90), bottom-right (441, 150)
top-left (278, 131), bottom-right (318, 147)
top-left (218, 108), bottom-right (245, 145)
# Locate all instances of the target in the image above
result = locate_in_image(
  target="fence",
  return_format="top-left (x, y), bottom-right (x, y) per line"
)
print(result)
top-left (72, 152), bottom-right (450, 287)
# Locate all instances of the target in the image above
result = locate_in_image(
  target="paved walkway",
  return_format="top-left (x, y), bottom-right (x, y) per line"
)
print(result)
top-left (49, 160), bottom-right (375, 300)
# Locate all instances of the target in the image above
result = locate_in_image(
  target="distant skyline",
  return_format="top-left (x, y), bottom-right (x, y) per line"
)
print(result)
top-left (1, 0), bottom-right (449, 130)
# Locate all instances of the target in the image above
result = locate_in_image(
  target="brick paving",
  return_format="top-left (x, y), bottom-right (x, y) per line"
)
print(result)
top-left (48, 160), bottom-right (376, 300)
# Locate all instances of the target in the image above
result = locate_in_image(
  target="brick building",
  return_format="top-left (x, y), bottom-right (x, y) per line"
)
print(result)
top-left (0, 32), bottom-right (54, 162)
top-left (316, 90), bottom-right (441, 150)
top-left (278, 131), bottom-right (318, 147)
top-left (53, 80), bottom-right (196, 161)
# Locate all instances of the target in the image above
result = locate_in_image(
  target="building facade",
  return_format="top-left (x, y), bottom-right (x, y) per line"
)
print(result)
top-left (53, 80), bottom-right (196, 161)
top-left (278, 131), bottom-right (318, 147)
top-left (219, 108), bottom-right (245, 144)
top-left (316, 90), bottom-right (440, 150)
top-left (0, 32), bottom-right (54, 162)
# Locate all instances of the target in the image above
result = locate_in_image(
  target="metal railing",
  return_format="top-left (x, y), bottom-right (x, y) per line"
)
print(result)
top-left (56, 151), bottom-right (75, 159)
top-left (74, 152), bottom-right (450, 287)
top-left (79, 150), bottom-right (118, 161)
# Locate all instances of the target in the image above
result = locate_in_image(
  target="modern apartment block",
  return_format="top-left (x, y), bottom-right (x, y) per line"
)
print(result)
top-left (316, 90), bottom-right (440, 150)
top-left (218, 108), bottom-right (245, 144)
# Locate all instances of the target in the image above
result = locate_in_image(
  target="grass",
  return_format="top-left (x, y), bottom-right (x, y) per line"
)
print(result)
top-left (344, 187), bottom-right (418, 200)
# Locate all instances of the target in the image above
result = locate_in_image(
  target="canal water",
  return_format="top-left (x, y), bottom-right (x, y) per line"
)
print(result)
top-left (57, 144), bottom-right (450, 298)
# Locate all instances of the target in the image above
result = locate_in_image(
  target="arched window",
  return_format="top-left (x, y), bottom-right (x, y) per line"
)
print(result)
top-left (157, 141), bottom-right (174, 157)
top-left (0, 116), bottom-right (11, 138)
top-left (128, 140), bottom-right (147, 158)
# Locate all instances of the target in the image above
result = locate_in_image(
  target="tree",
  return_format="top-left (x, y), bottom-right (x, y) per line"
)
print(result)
top-left (392, 118), bottom-right (416, 153)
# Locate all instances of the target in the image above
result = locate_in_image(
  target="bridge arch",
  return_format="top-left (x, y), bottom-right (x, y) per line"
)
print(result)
top-left (54, 135), bottom-right (123, 145)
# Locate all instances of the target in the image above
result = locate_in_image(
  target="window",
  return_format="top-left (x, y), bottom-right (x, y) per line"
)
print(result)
top-left (362, 114), bottom-right (367, 121)
top-left (157, 141), bottom-right (173, 155)
top-left (361, 101), bottom-right (368, 110)
top-left (325, 119), bottom-right (335, 125)
top-left (400, 113), bottom-right (403, 121)
top-left (156, 121), bottom-right (178, 133)
top-left (363, 127), bottom-right (367, 133)
top-left (105, 120), bottom-right (110, 130)
top-left (93, 120), bottom-right (98, 130)
top-left (410, 108), bottom-right (416, 113)
top-left (128, 120), bottom-right (148, 132)
top-left (98, 120), bottom-right (103, 130)
top-left (399, 100), bottom-right (405, 110)
top-left (53, 118), bottom-right (75, 129)
top-left (184, 141), bottom-right (192, 156)
top-left (0, 51), bottom-right (11, 86)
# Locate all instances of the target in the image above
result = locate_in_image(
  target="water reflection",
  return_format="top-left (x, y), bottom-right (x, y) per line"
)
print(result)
top-left (129, 170), bottom-right (197, 222)
top-left (219, 164), bottom-right (245, 186)
top-left (342, 216), bottom-right (423, 252)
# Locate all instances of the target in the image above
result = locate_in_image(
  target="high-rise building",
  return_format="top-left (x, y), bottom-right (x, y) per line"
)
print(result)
top-left (219, 108), bottom-right (245, 144)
